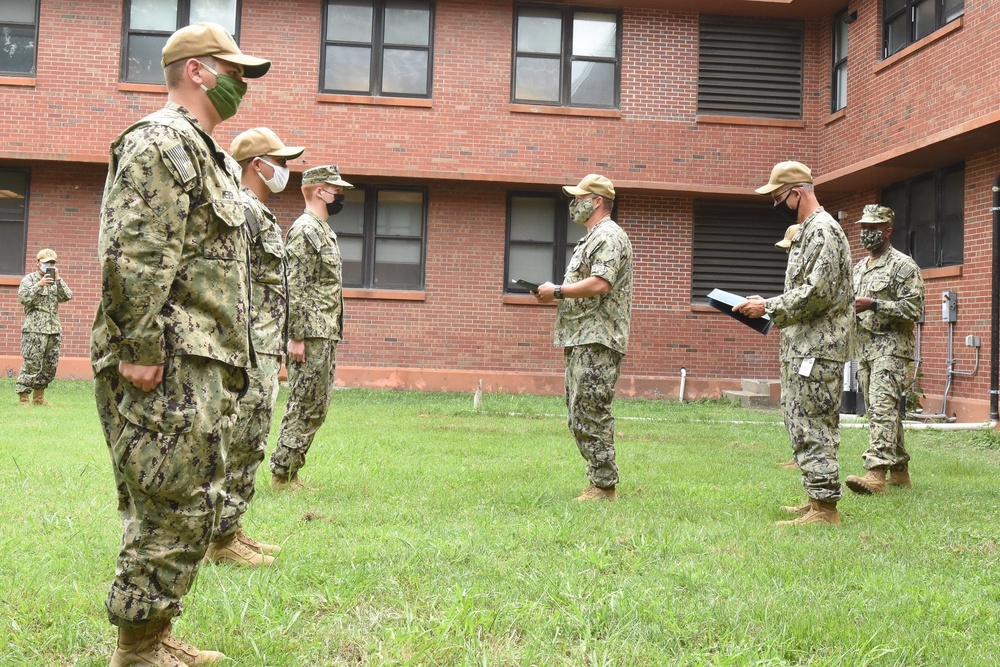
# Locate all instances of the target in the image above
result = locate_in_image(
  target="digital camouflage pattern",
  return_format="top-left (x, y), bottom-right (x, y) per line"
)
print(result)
top-left (852, 246), bottom-right (924, 362)
top-left (765, 208), bottom-right (853, 502)
top-left (17, 270), bottom-right (72, 393)
top-left (94, 358), bottom-right (243, 626)
top-left (565, 344), bottom-right (623, 489)
top-left (92, 102), bottom-right (251, 626)
top-left (284, 210), bottom-right (343, 341)
top-left (270, 338), bottom-right (338, 478)
top-left (241, 187), bottom-right (287, 356)
top-left (555, 217), bottom-right (633, 354)
top-left (853, 245), bottom-right (923, 471)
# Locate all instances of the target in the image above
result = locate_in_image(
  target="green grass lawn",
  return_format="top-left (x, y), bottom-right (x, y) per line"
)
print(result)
top-left (1, 379), bottom-right (999, 666)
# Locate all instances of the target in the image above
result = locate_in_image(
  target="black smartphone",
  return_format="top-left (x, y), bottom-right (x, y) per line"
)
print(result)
top-left (45, 267), bottom-right (56, 281)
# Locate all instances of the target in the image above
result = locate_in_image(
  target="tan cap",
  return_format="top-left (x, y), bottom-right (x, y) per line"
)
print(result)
top-left (563, 174), bottom-right (616, 201)
top-left (37, 248), bottom-right (57, 263)
top-left (774, 224), bottom-right (800, 249)
top-left (161, 23), bottom-right (271, 78)
top-left (230, 128), bottom-right (305, 162)
top-left (302, 165), bottom-right (353, 188)
top-left (857, 204), bottom-right (894, 226)
top-left (755, 161), bottom-right (813, 195)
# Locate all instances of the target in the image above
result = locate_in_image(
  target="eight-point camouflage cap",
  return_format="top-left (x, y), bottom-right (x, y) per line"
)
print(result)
top-left (775, 223), bottom-right (800, 249)
top-left (230, 127), bottom-right (305, 162)
top-left (302, 165), bottom-right (353, 188)
top-left (755, 161), bottom-right (813, 195)
top-left (161, 22), bottom-right (271, 78)
top-left (563, 174), bottom-right (616, 200)
top-left (36, 248), bottom-right (57, 263)
top-left (857, 204), bottom-right (895, 226)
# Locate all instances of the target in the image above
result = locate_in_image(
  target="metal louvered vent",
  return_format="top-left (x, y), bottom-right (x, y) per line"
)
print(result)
top-left (698, 15), bottom-right (804, 119)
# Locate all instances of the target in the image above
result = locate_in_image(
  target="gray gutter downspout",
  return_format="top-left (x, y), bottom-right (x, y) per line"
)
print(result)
top-left (991, 175), bottom-right (1000, 422)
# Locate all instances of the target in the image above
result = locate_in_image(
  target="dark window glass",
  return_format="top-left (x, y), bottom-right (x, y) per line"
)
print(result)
top-left (882, 0), bottom-right (963, 58)
top-left (0, 0), bottom-right (38, 75)
top-left (505, 192), bottom-right (587, 293)
top-left (512, 4), bottom-right (620, 109)
top-left (0, 168), bottom-right (29, 275)
top-left (322, 0), bottom-right (433, 97)
top-left (330, 186), bottom-right (427, 290)
top-left (882, 164), bottom-right (964, 269)
top-left (122, 0), bottom-right (240, 84)
top-left (831, 10), bottom-right (849, 112)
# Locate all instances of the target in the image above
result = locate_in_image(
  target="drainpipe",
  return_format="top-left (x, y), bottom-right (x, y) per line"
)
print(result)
top-left (991, 176), bottom-right (1000, 422)
top-left (679, 367), bottom-right (687, 403)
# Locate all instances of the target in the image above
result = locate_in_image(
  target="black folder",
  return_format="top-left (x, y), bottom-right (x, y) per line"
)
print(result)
top-left (706, 288), bottom-right (774, 335)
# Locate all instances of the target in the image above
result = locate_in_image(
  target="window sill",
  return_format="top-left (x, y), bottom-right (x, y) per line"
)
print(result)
top-left (0, 275), bottom-right (22, 286)
top-left (118, 82), bottom-right (167, 94)
top-left (921, 265), bottom-right (961, 280)
top-left (875, 18), bottom-right (963, 74)
top-left (824, 108), bottom-right (847, 125)
top-left (690, 303), bottom-right (717, 313)
top-left (0, 76), bottom-right (35, 87)
top-left (696, 115), bottom-right (805, 128)
top-left (503, 294), bottom-right (557, 306)
top-left (509, 104), bottom-right (621, 119)
top-left (317, 94), bottom-right (432, 108)
top-left (343, 288), bottom-right (426, 301)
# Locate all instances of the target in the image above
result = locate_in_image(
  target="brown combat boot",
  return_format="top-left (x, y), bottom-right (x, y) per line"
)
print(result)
top-left (206, 532), bottom-right (275, 567)
top-left (575, 484), bottom-right (617, 501)
top-left (270, 472), bottom-right (304, 491)
top-left (31, 388), bottom-right (51, 406)
top-left (774, 458), bottom-right (799, 470)
top-left (109, 620), bottom-right (184, 667)
top-left (845, 466), bottom-right (887, 495)
top-left (887, 468), bottom-right (912, 488)
top-left (17, 392), bottom-right (30, 406)
top-left (776, 499), bottom-right (841, 527)
top-left (235, 527), bottom-right (281, 555)
top-left (779, 500), bottom-right (811, 515)
top-left (159, 620), bottom-right (226, 665)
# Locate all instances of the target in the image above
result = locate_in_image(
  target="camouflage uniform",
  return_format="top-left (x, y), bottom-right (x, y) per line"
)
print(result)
top-left (16, 270), bottom-right (72, 394)
top-left (214, 187), bottom-right (287, 540)
top-left (555, 217), bottom-right (633, 489)
top-left (764, 208), bottom-right (854, 501)
top-left (853, 246), bottom-right (924, 471)
top-left (270, 209), bottom-right (343, 479)
top-left (92, 102), bottom-right (251, 627)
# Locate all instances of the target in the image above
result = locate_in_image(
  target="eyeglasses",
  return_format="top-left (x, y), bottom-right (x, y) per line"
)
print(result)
top-left (773, 186), bottom-right (798, 204)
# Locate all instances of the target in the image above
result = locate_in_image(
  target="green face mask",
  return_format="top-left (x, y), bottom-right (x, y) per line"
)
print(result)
top-left (198, 61), bottom-right (246, 121)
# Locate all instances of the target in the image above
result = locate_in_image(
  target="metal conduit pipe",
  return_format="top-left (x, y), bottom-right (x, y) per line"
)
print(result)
top-left (990, 174), bottom-right (1000, 422)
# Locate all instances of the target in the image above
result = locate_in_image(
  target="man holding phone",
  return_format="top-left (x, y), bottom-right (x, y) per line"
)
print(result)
top-left (16, 248), bottom-right (73, 406)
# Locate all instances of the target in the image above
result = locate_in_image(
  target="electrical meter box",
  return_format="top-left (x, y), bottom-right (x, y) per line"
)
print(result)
top-left (942, 290), bottom-right (957, 322)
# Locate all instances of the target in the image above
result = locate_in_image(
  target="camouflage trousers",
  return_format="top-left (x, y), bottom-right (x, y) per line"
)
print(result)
top-left (214, 353), bottom-right (281, 541)
top-left (858, 355), bottom-right (911, 471)
top-left (565, 344), bottom-right (623, 489)
top-left (95, 356), bottom-right (245, 627)
top-left (15, 331), bottom-right (61, 394)
top-left (781, 358), bottom-right (842, 501)
top-left (270, 338), bottom-right (338, 478)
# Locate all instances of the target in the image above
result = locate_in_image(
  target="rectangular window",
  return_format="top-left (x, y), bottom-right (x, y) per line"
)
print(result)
top-left (512, 4), bottom-right (621, 109)
top-left (698, 15), bottom-right (804, 120)
top-left (831, 10), bottom-right (849, 112)
top-left (881, 164), bottom-right (964, 269)
top-left (883, 0), bottom-right (963, 58)
top-left (504, 192), bottom-right (586, 293)
top-left (0, 168), bottom-right (29, 275)
top-left (122, 0), bottom-right (240, 84)
top-left (691, 200), bottom-right (791, 302)
top-left (322, 0), bottom-right (434, 97)
top-left (0, 0), bottom-right (38, 75)
top-left (331, 186), bottom-right (427, 289)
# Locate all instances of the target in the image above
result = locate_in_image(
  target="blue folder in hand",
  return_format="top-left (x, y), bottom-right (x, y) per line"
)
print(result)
top-left (706, 288), bottom-right (773, 335)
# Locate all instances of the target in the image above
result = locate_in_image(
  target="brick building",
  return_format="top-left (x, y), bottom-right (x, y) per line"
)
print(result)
top-left (1, 0), bottom-right (996, 420)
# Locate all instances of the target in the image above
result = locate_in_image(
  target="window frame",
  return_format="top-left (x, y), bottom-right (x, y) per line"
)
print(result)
top-left (0, 167), bottom-right (30, 277)
top-left (0, 1), bottom-right (39, 76)
top-left (881, 164), bottom-right (964, 270)
top-left (831, 9), bottom-right (849, 113)
top-left (882, 0), bottom-right (963, 58)
top-left (320, 0), bottom-right (435, 98)
top-left (120, 0), bottom-right (243, 84)
top-left (332, 184), bottom-right (429, 290)
top-left (511, 3), bottom-right (622, 110)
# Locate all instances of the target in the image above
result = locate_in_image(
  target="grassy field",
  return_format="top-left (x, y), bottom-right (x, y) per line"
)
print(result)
top-left (1, 378), bottom-right (999, 666)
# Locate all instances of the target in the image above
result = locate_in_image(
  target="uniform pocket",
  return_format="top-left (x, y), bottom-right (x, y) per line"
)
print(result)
top-left (202, 199), bottom-right (245, 260)
top-left (115, 389), bottom-right (196, 495)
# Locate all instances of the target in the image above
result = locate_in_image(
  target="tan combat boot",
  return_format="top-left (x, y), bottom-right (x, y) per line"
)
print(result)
top-left (109, 620), bottom-right (184, 667)
top-left (270, 472), bottom-right (304, 492)
top-left (887, 468), bottom-right (912, 488)
top-left (575, 484), bottom-right (617, 501)
top-left (845, 466), bottom-right (887, 495)
top-left (159, 620), bottom-right (226, 665)
top-left (774, 458), bottom-right (799, 470)
top-left (235, 527), bottom-right (281, 555)
top-left (31, 388), bottom-right (51, 406)
top-left (776, 499), bottom-right (841, 527)
top-left (206, 532), bottom-right (275, 567)
top-left (779, 500), bottom-right (811, 515)
top-left (17, 392), bottom-right (30, 406)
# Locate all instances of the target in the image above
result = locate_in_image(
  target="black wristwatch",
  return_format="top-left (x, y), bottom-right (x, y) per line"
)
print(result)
top-left (554, 286), bottom-right (565, 300)
top-left (871, 299), bottom-right (879, 313)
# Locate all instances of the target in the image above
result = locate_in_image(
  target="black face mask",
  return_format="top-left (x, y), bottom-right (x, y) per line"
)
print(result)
top-left (326, 194), bottom-right (346, 216)
top-left (773, 190), bottom-right (799, 223)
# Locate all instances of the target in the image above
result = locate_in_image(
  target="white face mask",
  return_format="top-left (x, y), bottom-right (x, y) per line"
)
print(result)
top-left (257, 158), bottom-right (289, 193)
